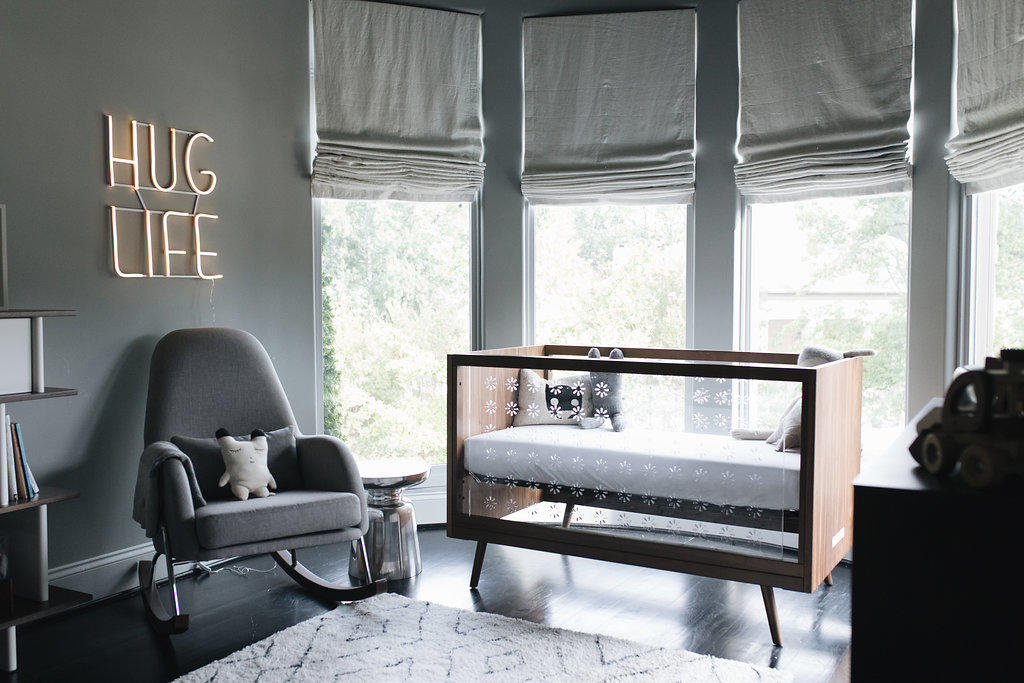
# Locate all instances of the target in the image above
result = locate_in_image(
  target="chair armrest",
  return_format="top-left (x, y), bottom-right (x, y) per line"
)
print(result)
top-left (158, 456), bottom-right (201, 559)
top-left (295, 434), bottom-right (368, 532)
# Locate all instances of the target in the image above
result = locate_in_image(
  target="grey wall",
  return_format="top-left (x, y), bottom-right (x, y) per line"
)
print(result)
top-left (0, 0), bottom-right (315, 571)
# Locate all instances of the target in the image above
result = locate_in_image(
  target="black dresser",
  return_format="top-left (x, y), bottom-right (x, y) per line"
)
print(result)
top-left (853, 399), bottom-right (1024, 680)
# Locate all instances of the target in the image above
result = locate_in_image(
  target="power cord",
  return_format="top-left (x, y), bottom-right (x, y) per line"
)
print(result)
top-left (192, 561), bottom-right (276, 577)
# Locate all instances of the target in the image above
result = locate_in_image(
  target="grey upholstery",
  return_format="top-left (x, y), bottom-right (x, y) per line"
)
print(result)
top-left (145, 328), bottom-right (297, 446)
top-left (142, 327), bottom-right (369, 562)
top-left (195, 491), bottom-right (362, 548)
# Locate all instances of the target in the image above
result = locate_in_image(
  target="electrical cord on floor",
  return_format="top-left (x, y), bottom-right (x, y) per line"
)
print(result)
top-left (193, 561), bottom-right (278, 577)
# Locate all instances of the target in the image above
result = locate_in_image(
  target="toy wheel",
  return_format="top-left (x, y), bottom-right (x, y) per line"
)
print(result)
top-left (960, 445), bottom-right (1005, 488)
top-left (920, 433), bottom-right (957, 476)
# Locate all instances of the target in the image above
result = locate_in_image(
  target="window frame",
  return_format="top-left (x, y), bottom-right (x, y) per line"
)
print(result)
top-left (957, 184), bottom-right (1024, 367)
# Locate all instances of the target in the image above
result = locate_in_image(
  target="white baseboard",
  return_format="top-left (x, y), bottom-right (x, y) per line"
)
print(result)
top-left (49, 541), bottom-right (163, 599)
top-left (405, 487), bottom-right (446, 526)
top-left (405, 463), bottom-right (447, 526)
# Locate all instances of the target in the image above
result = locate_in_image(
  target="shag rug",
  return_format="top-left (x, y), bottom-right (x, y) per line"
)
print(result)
top-left (177, 593), bottom-right (790, 682)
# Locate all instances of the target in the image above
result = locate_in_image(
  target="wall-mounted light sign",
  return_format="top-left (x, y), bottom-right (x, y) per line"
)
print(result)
top-left (105, 114), bottom-right (222, 279)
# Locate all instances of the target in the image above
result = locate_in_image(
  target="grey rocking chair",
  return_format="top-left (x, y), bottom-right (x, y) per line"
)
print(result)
top-left (136, 328), bottom-right (385, 634)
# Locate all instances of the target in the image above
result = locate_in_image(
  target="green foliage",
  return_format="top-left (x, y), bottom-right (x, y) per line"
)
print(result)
top-left (992, 185), bottom-right (1024, 350)
top-left (321, 193), bottom-right (916, 460)
top-left (321, 271), bottom-right (344, 436)
top-left (320, 200), bottom-right (470, 463)
top-left (752, 194), bottom-right (910, 433)
top-left (534, 205), bottom-right (687, 347)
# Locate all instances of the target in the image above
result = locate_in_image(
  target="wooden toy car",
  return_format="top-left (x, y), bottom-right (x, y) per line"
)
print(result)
top-left (910, 348), bottom-right (1024, 488)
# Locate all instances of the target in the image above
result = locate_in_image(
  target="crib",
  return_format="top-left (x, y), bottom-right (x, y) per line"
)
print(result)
top-left (446, 345), bottom-right (863, 645)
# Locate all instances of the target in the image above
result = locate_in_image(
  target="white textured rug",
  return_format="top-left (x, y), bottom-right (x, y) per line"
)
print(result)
top-left (178, 593), bottom-right (789, 682)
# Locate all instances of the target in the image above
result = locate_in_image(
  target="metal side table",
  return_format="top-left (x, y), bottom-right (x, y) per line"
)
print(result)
top-left (349, 459), bottom-right (429, 582)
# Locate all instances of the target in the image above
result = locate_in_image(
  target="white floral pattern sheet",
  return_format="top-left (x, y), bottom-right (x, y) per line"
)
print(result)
top-left (464, 425), bottom-right (799, 510)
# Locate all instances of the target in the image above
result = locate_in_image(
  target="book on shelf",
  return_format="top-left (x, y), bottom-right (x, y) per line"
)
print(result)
top-left (16, 422), bottom-right (39, 498)
top-left (4, 415), bottom-right (14, 504)
top-left (4, 418), bottom-right (38, 503)
top-left (0, 413), bottom-right (7, 506)
top-left (11, 420), bottom-right (27, 500)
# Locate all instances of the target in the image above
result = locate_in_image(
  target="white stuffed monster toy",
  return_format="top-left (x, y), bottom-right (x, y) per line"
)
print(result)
top-left (215, 428), bottom-right (277, 500)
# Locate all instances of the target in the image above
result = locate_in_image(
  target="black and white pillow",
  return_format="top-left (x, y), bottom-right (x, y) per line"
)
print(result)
top-left (513, 368), bottom-right (593, 427)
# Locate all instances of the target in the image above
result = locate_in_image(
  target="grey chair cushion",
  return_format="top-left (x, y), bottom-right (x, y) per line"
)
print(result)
top-left (194, 490), bottom-right (362, 549)
top-left (172, 427), bottom-right (301, 500)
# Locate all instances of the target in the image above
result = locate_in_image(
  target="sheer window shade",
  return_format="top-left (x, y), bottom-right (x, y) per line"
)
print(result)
top-left (946, 0), bottom-right (1024, 194)
top-left (522, 10), bottom-right (696, 205)
top-left (311, 0), bottom-right (484, 202)
top-left (735, 0), bottom-right (913, 203)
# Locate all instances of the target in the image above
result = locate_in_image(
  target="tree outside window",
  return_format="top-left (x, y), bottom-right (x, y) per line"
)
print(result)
top-left (745, 194), bottom-right (910, 452)
top-left (321, 200), bottom-right (471, 464)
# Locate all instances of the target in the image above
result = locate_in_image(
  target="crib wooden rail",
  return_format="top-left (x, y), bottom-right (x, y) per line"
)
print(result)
top-left (446, 345), bottom-right (862, 603)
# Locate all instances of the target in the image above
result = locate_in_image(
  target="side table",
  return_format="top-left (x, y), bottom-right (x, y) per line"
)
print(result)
top-left (349, 458), bottom-right (429, 582)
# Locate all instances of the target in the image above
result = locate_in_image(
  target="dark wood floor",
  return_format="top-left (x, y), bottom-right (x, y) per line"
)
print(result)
top-left (10, 529), bottom-right (850, 682)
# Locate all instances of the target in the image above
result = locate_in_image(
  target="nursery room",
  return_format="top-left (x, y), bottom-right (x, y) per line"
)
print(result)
top-left (0, 0), bottom-right (1020, 680)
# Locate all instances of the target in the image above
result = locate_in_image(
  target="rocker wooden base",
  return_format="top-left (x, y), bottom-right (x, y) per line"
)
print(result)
top-left (271, 550), bottom-right (387, 601)
top-left (138, 555), bottom-right (189, 636)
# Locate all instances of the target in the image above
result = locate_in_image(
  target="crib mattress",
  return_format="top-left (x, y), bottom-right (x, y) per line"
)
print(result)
top-left (464, 425), bottom-right (800, 510)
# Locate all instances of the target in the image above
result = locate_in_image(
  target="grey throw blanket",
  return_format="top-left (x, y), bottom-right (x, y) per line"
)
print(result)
top-left (132, 441), bottom-right (207, 539)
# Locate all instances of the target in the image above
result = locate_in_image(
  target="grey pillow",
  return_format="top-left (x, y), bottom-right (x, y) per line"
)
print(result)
top-left (172, 426), bottom-right (300, 500)
top-left (512, 368), bottom-right (593, 426)
top-left (766, 396), bottom-right (802, 452)
top-left (765, 345), bottom-right (875, 452)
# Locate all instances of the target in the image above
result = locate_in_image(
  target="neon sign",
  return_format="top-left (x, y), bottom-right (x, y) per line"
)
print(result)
top-left (105, 114), bottom-right (221, 279)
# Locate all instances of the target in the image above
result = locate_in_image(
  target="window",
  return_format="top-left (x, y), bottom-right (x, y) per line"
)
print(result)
top-left (740, 194), bottom-right (911, 452)
top-left (533, 204), bottom-right (687, 347)
top-left (320, 199), bottom-right (472, 464)
top-left (965, 183), bottom-right (1024, 363)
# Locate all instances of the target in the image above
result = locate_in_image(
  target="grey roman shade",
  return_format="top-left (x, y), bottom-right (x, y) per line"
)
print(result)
top-left (311, 0), bottom-right (484, 201)
top-left (946, 0), bottom-right (1024, 194)
top-left (522, 10), bottom-right (696, 205)
top-left (735, 0), bottom-right (913, 203)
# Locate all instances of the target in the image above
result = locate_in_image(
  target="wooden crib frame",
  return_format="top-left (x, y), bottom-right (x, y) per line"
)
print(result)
top-left (446, 345), bottom-right (863, 646)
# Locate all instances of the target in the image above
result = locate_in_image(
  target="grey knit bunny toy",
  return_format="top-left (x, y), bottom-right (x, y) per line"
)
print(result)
top-left (579, 347), bottom-right (626, 431)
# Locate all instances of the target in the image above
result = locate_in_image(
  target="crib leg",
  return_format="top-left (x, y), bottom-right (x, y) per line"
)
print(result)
top-left (470, 542), bottom-right (487, 588)
top-left (561, 503), bottom-right (575, 528)
top-left (824, 572), bottom-right (834, 586)
top-left (760, 585), bottom-right (782, 647)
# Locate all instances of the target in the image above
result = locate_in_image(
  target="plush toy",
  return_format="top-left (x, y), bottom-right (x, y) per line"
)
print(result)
top-left (731, 345), bottom-right (874, 450)
top-left (215, 428), bottom-right (277, 501)
top-left (579, 347), bottom-right (627, 431)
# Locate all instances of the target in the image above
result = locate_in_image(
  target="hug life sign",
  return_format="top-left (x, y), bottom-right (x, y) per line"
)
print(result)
top-left (105, 114), bottom-right (222, 279)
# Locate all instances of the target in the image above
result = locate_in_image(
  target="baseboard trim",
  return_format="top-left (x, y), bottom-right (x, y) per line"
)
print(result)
top-left (48, 541), bottom-right (159, 599)
top-left (405, 487), bottom-right (446, 526)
